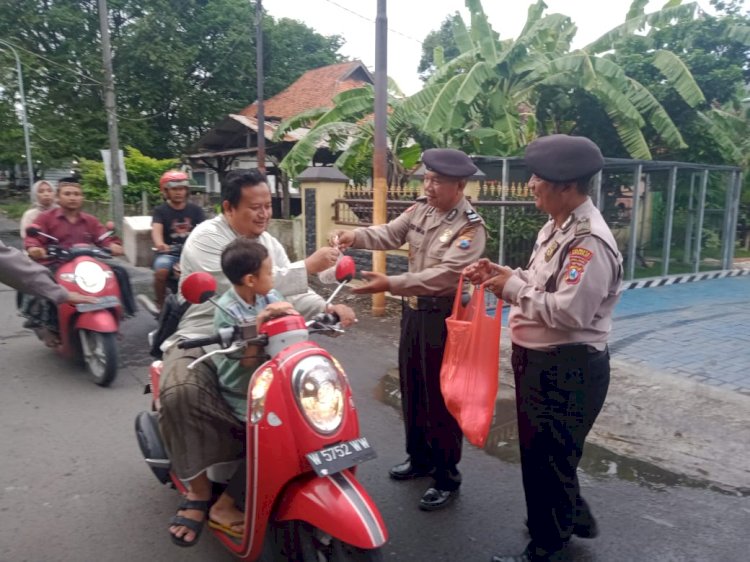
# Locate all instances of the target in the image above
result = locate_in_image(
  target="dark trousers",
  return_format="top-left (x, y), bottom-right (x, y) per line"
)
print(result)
top-left (511, 343), bottom-right (610, 550)
top-left (398, 305), bottom-right (462, 490)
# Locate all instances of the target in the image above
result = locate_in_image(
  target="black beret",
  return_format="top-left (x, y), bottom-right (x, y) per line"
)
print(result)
top-left (421, 148), bottom-right (478, 178)
top-left (524, 134), bottom-right (604, 182)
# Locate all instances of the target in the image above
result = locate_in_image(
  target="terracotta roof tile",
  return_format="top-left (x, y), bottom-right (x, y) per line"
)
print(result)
top-left (241, 60), bottom-right (373, 121)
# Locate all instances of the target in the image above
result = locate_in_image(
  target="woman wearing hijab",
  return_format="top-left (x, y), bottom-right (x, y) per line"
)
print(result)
top-left (19, 180), bottom-right (58, 237)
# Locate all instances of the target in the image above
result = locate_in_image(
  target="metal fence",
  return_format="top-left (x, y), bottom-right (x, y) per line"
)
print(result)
top-left (331, 179), bottom-right (545, 269)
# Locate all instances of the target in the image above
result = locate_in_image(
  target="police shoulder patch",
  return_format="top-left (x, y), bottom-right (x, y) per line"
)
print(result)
top-left (455, 225), bottom-right (477, 250)
top-left (565, 246), bottom-right (594, 285)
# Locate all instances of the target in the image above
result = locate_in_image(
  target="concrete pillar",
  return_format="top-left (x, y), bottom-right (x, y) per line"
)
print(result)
top-left (122, 215), bottom-right (153, 267)
top-left (298, 167), bottom-right (350, 255)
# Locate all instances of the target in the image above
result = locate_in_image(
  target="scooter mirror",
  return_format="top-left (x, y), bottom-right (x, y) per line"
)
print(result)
top-left (25, 225), bottom-right (41, 237)
top-left (335, 255), bottom-right (356, 283)
top-left (181, 272), bottom-right (217, 304)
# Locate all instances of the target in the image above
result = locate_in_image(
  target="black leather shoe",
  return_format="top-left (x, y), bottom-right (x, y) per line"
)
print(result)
top-left (388, 460), bottom-right (433, 481)
top-left (418, 487), bottom-right (459, 511)
top-left (491, 554), bottom-right (531, 562)
top-left (573, 514), bottom-right (599, 539)
top-left (491, 543), bottom-right (567, 562)
top-left (523, 516), bottom-right (599, 539)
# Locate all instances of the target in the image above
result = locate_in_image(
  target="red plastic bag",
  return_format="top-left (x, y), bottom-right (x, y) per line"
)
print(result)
top-left (440, 277), bottom-right (502, 447)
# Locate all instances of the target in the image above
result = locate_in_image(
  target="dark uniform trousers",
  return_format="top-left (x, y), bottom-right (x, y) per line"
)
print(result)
top-left (511, 343), bottom-right (610, 550)
top-left (399, 298), bottom-right (462, 491)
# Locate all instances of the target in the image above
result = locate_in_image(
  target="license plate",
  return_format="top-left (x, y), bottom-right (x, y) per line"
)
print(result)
top-left (306, 437), bottom-right (377, 477)
top-left (76, 295), bottom-right (121, 312)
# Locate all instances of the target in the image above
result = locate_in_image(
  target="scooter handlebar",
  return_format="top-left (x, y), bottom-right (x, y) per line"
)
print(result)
top-left (177, 334), bottom-right (223, 350)
top-left (309, 312), bottom-right (340, 325)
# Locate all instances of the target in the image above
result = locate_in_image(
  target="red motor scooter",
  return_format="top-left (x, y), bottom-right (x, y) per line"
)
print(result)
top-left (22, 225), bottom-right (126, 386)
top-left (135, 258), bottom-right (388, 561)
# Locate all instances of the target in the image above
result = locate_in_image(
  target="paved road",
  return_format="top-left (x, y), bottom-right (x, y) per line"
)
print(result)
top-left (1, 283), bottom-right (749, 562)
top-left (1, 217), bottom-right (749, 561)
top-left (613, 274), bottom-right (750, 393)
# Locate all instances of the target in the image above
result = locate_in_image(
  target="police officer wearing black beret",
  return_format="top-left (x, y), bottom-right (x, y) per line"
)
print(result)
top-left (332, 148), bottom-right (487, 511)
top-left (464, 135), bottom-right (623, 561)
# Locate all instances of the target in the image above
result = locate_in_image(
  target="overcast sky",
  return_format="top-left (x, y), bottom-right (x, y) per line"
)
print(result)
top-left (264, 0), bottom-right (743, 95)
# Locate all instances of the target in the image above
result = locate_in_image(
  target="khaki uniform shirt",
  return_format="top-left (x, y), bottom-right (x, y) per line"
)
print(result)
top-left (352, 196), bottom-right (487, 296)
top-left (503, 197), bottom-right (623, 351)
top-left (0, 240), bottom-right (67, 303)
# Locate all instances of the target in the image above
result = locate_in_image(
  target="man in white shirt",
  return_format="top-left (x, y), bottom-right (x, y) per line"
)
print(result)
top-left (160, 168), bottom-right (356, 547)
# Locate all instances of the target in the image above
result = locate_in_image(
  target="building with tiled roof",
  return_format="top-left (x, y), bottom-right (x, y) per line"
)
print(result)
top-left (240, 60), bottom-right (373, 121)
top-left (185, 60), bottom-right (373, 199)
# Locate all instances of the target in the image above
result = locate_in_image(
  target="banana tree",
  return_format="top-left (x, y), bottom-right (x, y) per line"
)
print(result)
top-left (274, 84), bottom-right (427, 184)
top-left (411, 0), bottom-right (705, 159)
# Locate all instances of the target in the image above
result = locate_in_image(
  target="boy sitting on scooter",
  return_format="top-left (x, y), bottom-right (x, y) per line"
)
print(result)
top-left (179, 237), bottom-right (294, 543)
top-left (213, 237), bottom-right (296, 420)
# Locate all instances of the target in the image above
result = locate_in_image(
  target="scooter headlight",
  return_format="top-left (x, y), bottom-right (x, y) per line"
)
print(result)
top-left (293, 355), bottom-right (344, 434)
top-left (73, 261), bottom-right (107, 293)
top-left (249, 367), bottom-right (274, 424)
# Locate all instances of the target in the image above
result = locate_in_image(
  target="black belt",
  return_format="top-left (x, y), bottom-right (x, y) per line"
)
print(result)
top-left (512, 343), bottom-right (607, 359)
top-left (402, 295), bottom-right (453, 312)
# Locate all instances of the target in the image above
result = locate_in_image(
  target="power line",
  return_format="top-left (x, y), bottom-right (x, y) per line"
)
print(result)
top-left (319, 0), bottom-right (424, 44)
top-left (0, 40), bottom-right (102, 86)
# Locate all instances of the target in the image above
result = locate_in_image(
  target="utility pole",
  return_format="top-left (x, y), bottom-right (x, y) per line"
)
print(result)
top-left (371, 0), bottom-right (388, 317)
top-left (97, 0), bottom-right (124, 232)
top-left (0, 40), bottom-right (34, 200)
top-left (256, 0), bottom-right (265, 174)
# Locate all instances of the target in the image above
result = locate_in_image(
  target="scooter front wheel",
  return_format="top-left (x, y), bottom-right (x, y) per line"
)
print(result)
top-left (268, 520), bottom-right (383, 562)
top-left (79, 330), bottom-right (118, 386)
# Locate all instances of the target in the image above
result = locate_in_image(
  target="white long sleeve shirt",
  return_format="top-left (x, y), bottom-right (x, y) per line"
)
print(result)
top-left (162, 214), bottom-right (325, 350)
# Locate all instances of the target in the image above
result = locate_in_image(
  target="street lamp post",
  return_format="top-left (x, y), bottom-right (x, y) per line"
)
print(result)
top-left (0, 39), bottom-right (35, 200)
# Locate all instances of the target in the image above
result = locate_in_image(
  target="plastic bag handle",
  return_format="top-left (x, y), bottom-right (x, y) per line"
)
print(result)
top-left (452, 275), bottom-right (489, 319)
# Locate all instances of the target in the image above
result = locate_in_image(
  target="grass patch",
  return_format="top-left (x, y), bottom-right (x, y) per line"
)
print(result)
top-left (0, 202), bottom-right (30, 220)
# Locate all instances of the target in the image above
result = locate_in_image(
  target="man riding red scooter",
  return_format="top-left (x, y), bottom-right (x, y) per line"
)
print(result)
top-left (21, 177), bottom-right (136, 386)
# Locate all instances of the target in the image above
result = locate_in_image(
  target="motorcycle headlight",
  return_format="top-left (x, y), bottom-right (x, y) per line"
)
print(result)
top-left (249, 367), bottom-right (274, 424)
top-left (74, 261), bottom-right (107, 293)
top-left (293, 355), bottom-right (345, 434)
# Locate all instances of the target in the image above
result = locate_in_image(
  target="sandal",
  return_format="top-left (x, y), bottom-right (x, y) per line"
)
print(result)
top-left (208, 518), bottom-right (245, 539)
top-left (169, 499), bottom-right (210, 547)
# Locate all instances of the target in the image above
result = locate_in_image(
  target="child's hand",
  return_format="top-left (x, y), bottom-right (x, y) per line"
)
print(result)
top-left (256, 301), bottom-right (297, 328)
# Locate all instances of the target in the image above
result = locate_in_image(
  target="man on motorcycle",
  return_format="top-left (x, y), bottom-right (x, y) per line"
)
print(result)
top-left (158, 168), bottom-right (356, 547)
top-left (151, 170), bottom-right (205, 310)
top-left (22, 177), bottom-right (135, 338)
top-left (25, 177), bottom-right (124, 260)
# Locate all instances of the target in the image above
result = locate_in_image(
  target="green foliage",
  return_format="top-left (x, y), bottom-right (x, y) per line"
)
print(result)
top-left (0, 201), bottom-right (30, 219)
top-left (605, 3), bottom-right (749, 164)
top-left (0, 94), bottom-right (23, 168)
top-left (477, 206), bottom-right (547, 267)
top-left (406, 0), bottom-right (705, 160)
top-left (0, 0), bottom-right (342, 165)
top-left (418, 14), bottom-right (463, 81)
top-left (276, 86), bottom-right (429, 184)
top-left (79, 147), bottom-right (178, 205)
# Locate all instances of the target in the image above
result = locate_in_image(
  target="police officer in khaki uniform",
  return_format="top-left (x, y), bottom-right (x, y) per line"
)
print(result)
top-left (464, 135), bottom-right (623, 562)
top-left (332, 148), bottom-right (487, 511)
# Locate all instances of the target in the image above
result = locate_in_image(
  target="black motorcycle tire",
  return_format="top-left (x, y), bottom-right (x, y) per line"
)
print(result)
top-left (79, 330), bottom-right (118, 386)
top-left (264, 520), bottom-right (383, 562)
